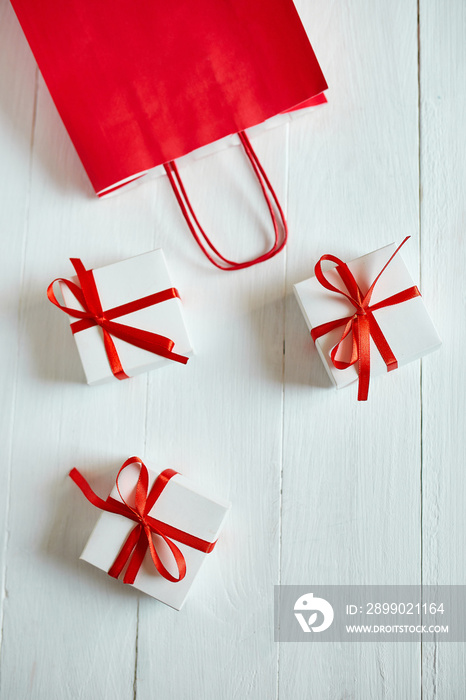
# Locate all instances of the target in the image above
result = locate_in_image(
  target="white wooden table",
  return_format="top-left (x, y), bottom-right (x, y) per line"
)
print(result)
top-left (0, 0), bottom-right (464, 697)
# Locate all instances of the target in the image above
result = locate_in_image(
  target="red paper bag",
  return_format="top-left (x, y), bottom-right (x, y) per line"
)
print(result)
top-left (11, 0), bottom-right (327, 269)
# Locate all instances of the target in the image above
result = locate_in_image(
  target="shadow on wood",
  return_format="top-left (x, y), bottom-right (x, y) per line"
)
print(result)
top-left (43, 460), bottom-right (141, 601)
top-left (22, 282), bottom-right (85, 384)
top-left (246, 284), bottom-right (331, 391)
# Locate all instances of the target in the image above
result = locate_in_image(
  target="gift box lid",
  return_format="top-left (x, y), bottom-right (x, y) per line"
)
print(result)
top-left (80, 462), bottom-right (231, 610)
top-left (294, 243), bottom-right (442, 390)
top-left (59, 248), bottom-right (193, 385)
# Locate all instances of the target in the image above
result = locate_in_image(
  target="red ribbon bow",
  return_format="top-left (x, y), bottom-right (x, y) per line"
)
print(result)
top-left (70, 457), bottom-right (216, 584)
top-left (310, 237), bottom-right (421, 401)
top-left (47, 258), bottom-right (189, 380)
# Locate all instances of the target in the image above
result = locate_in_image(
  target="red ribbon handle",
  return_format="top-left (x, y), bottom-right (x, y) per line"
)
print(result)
top-left (164, 130), bottom-right (288, 271)
top-left (47, 259), bottom-right (189, 380)
top-left (310, 237), bottom-right (421, 400)
top-left (70, 457), bottom-right (217, 584)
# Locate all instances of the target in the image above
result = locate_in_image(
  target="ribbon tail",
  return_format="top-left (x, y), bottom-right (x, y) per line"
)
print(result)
top-left (356, 316), bottom-right (371, 401)
top-left (69, 468), bottom-right (136, 520)
top-left (102, 329), bottom-right (130, 380)
top-left (122, 528), bottom-right (149, 584)
top-left (362, 237), bottom-right (411, 306)
top-left (366, 312), bottom-right (398, 373)
top-left (108, 525), bottom-right (142, 580)
top-left (103, 320), bottom-right (189, 365)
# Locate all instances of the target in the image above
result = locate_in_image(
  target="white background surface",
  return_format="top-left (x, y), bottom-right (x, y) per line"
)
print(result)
top-left (0, 0), bottom-right (464, 698)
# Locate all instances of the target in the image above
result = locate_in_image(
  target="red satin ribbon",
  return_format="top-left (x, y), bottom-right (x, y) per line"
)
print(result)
top-left (70, 457), bottom-right (217, 584)
top-left (47, 259), bottom-right (189, 380)
top-left (310, 237), bottom-right (421, 401)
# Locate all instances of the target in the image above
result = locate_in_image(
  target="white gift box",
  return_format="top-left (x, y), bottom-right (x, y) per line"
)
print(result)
top-left (80, 462), bottom-right (231, 610)
top-left (293, 243), bottom-right (441, 390)
top-left (60, 249), bottom-right (193, 385)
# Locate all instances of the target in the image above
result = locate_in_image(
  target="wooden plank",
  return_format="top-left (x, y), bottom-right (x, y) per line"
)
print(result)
top-left (279, 0), bottom-right (422, 697)
top-left (0, 5), bottom-right (163, 690)
top-left (135, 129), bottom-right (287, 699)
top-left (0, 0), bottom-right (37, 652)
top-left (420, 0), bottom-right (466, 696)
top-left (3, 0), bottom-right (463, 695)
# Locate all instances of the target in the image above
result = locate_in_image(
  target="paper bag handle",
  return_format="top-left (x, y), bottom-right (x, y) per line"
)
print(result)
top-left (163, 131), bottom-right (288, 271)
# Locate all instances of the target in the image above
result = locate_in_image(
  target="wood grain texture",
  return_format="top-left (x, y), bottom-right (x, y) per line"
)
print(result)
top-left (279, 1), bottom-right (422, 697)
top-left (0, 71), bottom-right (143, 700)
top-left (0, 0), bottom-right (37, 649)
top-left (420, 0), bottom-right (466, 697)
top-left (136, 131), bottom-right (287, 700)
top-left (0, 0), bottom-right (463, 697)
